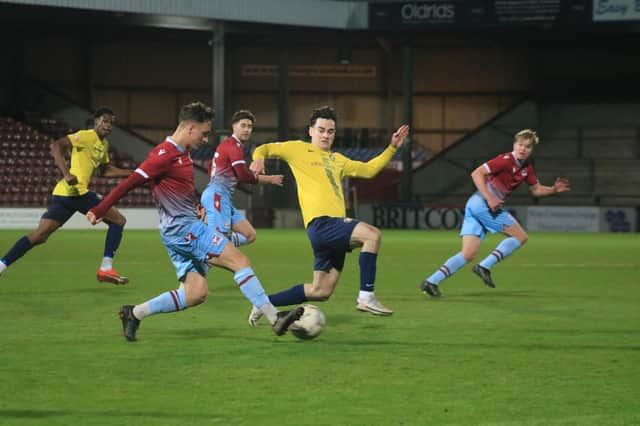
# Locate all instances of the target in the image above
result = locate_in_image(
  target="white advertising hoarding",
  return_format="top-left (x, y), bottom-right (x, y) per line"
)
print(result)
top-left (593, 0), bottom-right (640, 21)
top-left (526, 206), bottom-right (600, 232)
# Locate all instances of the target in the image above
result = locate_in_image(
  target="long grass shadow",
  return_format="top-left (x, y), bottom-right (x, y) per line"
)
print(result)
top-left (0, 409), bottom-right (224, 420)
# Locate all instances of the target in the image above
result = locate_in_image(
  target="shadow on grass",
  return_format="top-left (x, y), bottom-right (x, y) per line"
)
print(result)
top-left (0, 409), bottom-right (217, 419)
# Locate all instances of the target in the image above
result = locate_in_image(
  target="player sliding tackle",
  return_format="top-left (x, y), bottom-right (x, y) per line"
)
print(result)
top-left (420, 129), bottom-right (571, 297)
top-left (248, 106), bottom-right (409, 325)
top-left (86, 101), bottom-right (302, 341)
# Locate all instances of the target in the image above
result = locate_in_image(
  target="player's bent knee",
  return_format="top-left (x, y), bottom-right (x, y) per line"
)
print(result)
top-left (245, 232), bottom-right (256, 244)
top-left (518, 234), bottom-right (528, 245)
top-left (462, 251), bottom-right (477, 262)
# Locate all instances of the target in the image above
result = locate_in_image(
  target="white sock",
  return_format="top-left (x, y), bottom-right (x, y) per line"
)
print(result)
top-left (100, 257), bottom-right (113, 271)
top-left (0, 261), bottom-right (7, 274)
top-left (133, 303), bottom-right (151, 320)
top-left (259, 303), bottom-right (278, 325)
top-left (358, 290), bottom-right (374, 301)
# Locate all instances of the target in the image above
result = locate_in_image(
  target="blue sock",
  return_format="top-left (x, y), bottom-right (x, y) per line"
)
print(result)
top-left (427, 252), bottom-right (467, 285)
top-left (148, 288), bottom-right (187, 314)
top-left (234, 267), bottom-right (270, 308)
top-left (1, 236), bottom-right (33, 267)
top-left (359, 252), bottom-right (377, 292)
top-left (480, 237), bottom-right (522, 270)
top-left (268, 284), bottom-right (307, 307)
top-left (231, 232), bottom-right (248, 247)
top-left (104, 224), bottom-right (124, 258)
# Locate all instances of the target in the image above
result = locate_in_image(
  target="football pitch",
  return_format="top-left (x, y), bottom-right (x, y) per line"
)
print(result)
top-left (0, 229), bottom-right (638, 425)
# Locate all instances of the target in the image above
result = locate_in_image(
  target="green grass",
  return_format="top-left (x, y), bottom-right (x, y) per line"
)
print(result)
top-left (0, 229), bottom-right (639, 425)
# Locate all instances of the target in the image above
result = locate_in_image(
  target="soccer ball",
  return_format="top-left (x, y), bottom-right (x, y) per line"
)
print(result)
top-left (290, 304), bottom-right (326, 340)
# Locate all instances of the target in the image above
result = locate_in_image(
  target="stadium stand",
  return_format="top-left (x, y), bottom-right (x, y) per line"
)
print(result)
top-left (0, 116), bottom-right (154, 207)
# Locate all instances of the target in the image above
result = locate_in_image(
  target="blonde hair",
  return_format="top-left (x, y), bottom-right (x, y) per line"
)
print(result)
top-left (515, 129), bottom-right (539, 145)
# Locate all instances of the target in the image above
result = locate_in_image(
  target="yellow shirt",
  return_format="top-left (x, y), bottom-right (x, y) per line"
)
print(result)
top-left (52, 130), bottom-right (110, 196)
top-left (253, 141), bottom-right (397, 227)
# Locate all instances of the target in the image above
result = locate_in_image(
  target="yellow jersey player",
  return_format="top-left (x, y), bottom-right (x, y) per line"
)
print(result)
top-left (0, 107), bottom-right (132, 284)
top-left (248, 106), bottom-right (409, 324)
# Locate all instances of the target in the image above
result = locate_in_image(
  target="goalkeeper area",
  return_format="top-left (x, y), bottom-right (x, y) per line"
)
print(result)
top-left (0, 229), bottom-right (638, 425)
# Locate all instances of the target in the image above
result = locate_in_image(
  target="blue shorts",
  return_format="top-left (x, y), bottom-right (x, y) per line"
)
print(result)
top-left (164, 220), bottom-right (229, 281)
top-left (200, 186), bottom-right (246, 235)
top-left (306, 216), bottom-right (359, 272)
top-left (460, 192), bottom-right (517, 240)
top-left (42, 192), bottom-right (102, 224)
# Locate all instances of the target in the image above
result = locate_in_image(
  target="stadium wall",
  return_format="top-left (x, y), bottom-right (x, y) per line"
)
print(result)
top-left (0, 206), bottom-right (636, 233)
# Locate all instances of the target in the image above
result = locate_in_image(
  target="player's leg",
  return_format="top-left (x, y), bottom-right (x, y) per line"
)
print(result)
top-left (0, 195), bottom-right (71, 275)
top-left (248, 268), bottom-right (339, 326)
top-left (118, 235), bottom-right (212, 341)
top-left (349, 221), bottom-right (392, 315)
top-left (230, 218), bottom-right (256, 247)
top-left (421, 194), bottom-right (484, 297)
top-left (98, 205), bottom-right (128, 284)
top-left (206, 228), bottom-right (302, 335)
top-left (474, 220), bottom-right (527, 286)
top-left (77, 192), bottom-right (128, 284)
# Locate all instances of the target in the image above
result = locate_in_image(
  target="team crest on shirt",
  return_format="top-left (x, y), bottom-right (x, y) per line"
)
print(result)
top-left (503, 155), bottom-right (510, 159)
top-left (521, 170), bottom-right (528, 176)
top-left (329, 153), bottom-right (335, 161)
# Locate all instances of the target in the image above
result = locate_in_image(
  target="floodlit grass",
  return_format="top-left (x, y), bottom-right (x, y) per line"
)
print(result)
top-left (0, 229), bottom-right (638, 425)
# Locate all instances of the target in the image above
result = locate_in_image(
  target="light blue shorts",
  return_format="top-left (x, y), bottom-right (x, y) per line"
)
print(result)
top-left (459, 192), bottom-right (516, 240)
top-left (164, 220), bottom-right (229, 281)
top-left (201, 185), bottom-right (246, 235)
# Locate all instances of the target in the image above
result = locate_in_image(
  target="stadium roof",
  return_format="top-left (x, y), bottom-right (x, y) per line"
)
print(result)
top-left (0, 0), bottom-right (369, 29)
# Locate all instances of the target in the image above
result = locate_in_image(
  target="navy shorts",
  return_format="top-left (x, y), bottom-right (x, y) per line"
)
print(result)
top-left (306, 216), bottom-right (359, 272)
top-left (42, 192), bottom-right (103, 224)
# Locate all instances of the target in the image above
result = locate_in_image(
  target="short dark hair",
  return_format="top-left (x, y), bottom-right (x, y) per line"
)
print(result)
top-left (231, 110), bottom-right (255, 125)
top-left (179, 101), bottom-right (214, 123)
top-left (94, 107), bottom-right (114, 118)
top-left (309, 106), bottom-right (337, 128)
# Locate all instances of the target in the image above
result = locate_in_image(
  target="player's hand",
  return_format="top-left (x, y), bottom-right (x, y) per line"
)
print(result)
top-left (86, 210), bottom-right (102, 225)
top-left (390, 125), bottom-right (410, 148)
top-left (554, 177), bottom-right (571, 193)
top-left (250, 159), bottom-right (265, 175)
top-left (487, 196), bottom-right (504, 212)
top-left (64, 173), bottom-right (78, 185)
top-left (269, 175), bottom-right (284, 187)
top-left (196, 204), bottom-right (206, 222)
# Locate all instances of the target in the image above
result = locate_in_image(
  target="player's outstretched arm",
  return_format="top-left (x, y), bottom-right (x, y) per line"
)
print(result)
top-left (529, 177), bottom-right (571, 197)
top-left (101, 164), bottom-right (133, 178)
top-left (88, 172), bottom-right (147, 222)
top-left (389, 124), bottom-right (410, 148)
top-left (86, 210), bottom-right (102, 225)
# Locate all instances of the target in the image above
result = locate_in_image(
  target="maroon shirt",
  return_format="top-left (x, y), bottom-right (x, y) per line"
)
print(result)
top-left (483, 152), bottom-right (538, 200)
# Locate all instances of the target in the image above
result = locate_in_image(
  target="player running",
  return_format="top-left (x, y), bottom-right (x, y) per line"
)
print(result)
top-left (0, 107), bottom-right (131, 284)
top-left (86, 101), bottom-right (302, 341)
top-left (420, 129), bottom-right (571, 297)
